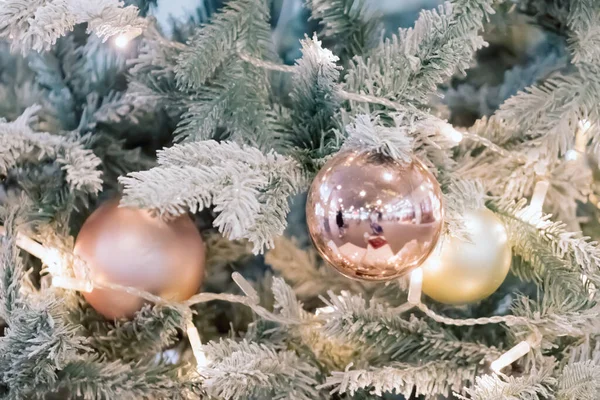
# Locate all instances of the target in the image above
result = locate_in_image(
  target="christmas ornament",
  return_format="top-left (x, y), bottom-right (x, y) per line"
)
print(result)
top-left (306, 150), bottom-right (444, 281)
top-left (421, 208), bottom-right (511, 304)
top-left (74, 199), bottom-right (205, 319)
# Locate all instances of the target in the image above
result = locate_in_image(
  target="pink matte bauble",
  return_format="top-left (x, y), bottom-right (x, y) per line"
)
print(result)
top-left (74, 199), bottom-right (205, 319)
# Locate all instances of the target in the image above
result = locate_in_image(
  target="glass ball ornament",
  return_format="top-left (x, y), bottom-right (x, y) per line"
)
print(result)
top-left (306, 150), bottom-right (444, 281)
top-left (421, 208), bottom-right (512, 304)
top-left (74, 199), bottom-right (205, 319)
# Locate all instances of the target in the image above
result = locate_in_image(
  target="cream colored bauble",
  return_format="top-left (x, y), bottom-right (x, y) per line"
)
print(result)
top-left (421, 208), bottom-right (511, 304)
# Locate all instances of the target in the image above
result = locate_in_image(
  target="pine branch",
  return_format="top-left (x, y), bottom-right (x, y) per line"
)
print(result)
top-left (47, 359), bottom-right (202, 400)
top-left (321, 291), bottom-right (501, 365)
top-left (265, 237), bottom-right (366, 300)
top-left (557, 360), bottom-right (600, 400)
top-left (120, 140), bottom-right (305, 253)
top-left (495, 199), bottom-right (600, 285)
top-left (174, 0), bottom-right (272, 91)
top-left (202, 339), bottom-right (320, 400)
top-left (0, 106), bottom-right (103, 194)
top-left (341, 114), bottom-right (413, 163)
top-left (77, 304), bottom-right (184, 363)
top-left (0, 0), bottom-right (145, 54)
top-left (306, 0), bottom-right (383, 64)
top-left (320, 361), bottom-right (479, 398)
top-left (281, 34), bottom-right (342, 166)
top-left (344, 0), bottom-right (494, 107)
top-left (496, 66), bottom-right (600, 157)
top-left (567, 0), bottom-right (600, 64)
top-left (0, 293), bottom-right (90, 400)
top-left (173, 0), bottom-right (274, 147)
top-left (457, 363), bottom-right (556, 400)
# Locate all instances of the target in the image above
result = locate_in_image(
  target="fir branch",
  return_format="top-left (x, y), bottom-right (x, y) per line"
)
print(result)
top-left (495, 199), bottom-right (600, 284)
top-left (321, 291), bottom-right (501, 364)
top-left (0, 0), bottom-right (145, 54)
top-left (175, 59), bottom-right (274, 148)
top-left (174, 0), bottom-right (272, 91)
top-left (567, 0), bottom-right (600, 65)
top-left (496, 66), bottom-right (600, 157)
top-left (173, 0), bottom-right (275, 147)
top-left (281, 34), bottom-right (342, 164)
top-left (48, 359), bottom-right (202, 400)
top-left (0, 293), bottom-right (90, 400)
top-left (320, 361), bottom-right (479, 398)
top-left (306, 0), bottom-right (383, 63)
top-left (557, 360), bottom-right (600, 400)
top-left (443, 179), bottom-right (486, 241)
top-left (78, 304), bottom-right (184, 363)
top-left (341, 114), bottom-right (413, 163)
top-left (0, 209), bottom-right (26, 323)
top-left (344, 0), bottom-right (494, 107)
top-left (265, 237), bottom-right (366, 300)
top-left (0, 106), bottom-right (103, 194)
top-left (120, 140), bottom-right (305, 253)
top-left (202, 339), bottom-right (320, 400)
top-left (457, 364), bottom-right (556, 400)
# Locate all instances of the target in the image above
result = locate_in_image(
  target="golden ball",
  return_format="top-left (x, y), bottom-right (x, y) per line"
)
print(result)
top-left (74, 199), bottom-right (205, 319)
top-left (421, 208), bottom-right (511, 304)
top-left (306, 150), bottom-right (444, 281)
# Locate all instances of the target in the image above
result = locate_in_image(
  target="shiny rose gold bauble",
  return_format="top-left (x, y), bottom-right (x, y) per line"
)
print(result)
top-left (74, 199), bottom-right (205, 319)
top-left (421, 208), bottom-right (511, 304)
top-left (306, 150), bottom-right (443, 281)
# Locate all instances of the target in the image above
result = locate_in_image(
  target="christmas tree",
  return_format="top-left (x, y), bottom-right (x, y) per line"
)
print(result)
top-left (1, 0), bottom-right (600, 398)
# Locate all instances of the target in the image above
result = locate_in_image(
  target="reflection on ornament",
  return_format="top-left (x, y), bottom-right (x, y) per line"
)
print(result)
top-left (74, 199), bottom-right (205, 319)
top-left (421, 208), bottom-right (511, 304)
top-left (306, 150), bottom-right (444, 281)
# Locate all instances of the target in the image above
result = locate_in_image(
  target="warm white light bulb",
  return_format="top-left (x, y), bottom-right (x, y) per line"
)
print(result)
top-left (490, 340), bottom-right (531, 373)
top-left (187, 321), bottom-right (209, 369)
top-left (441, 123), bottom-right (463, 144)
top-left (564, 149), bottom-right (579, 161)
top-left (408, 267), bottom-right (423, 304)
top-left (115, 34), bottom-right (129, 49)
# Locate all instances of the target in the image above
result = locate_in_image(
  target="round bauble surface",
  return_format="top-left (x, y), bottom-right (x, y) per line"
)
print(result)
top-left (306, 150), bottom-right (444, 281)
top-left (421, 208), bottom-right (511, 304)
top-left (74, 199), bottom-right (205, 319)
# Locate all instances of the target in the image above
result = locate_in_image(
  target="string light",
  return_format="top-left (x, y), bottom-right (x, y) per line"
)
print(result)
top-left (407, 267), bottom-right (423, 304)
top-left (440, 122), bottom-right (463, 144)
top-left (114, 28), bottom-right (143, 49)
top-left (186, 320), bottom-right (209, 369)
top-left (529, 180), bottom-right (549, 213)
top-left (490, 338), bottom-right (533, 373)
top-left (564, 149), bottom-right (580, 161)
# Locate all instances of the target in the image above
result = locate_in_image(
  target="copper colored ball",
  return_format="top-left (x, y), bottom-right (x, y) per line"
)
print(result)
top-left (74, 199), bottom-right (205, 319)
top-left (306, 150), bottom-right (444, 281)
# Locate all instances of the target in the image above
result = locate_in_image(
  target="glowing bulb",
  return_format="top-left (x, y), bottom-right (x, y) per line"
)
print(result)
top-left (359, 190), bottom-right (366, 197)
top-left (187, 321), bottom-right (209, 368)
top-left (113, 28), bottom-right (143, 49)
top-left (115, 34), bottom-right (129, 48)
top-left (579, 119), bottom-right (592, 132)
top-left (491, 341), bottom-right (531, 373)
top-left (315, 306), bottom-right (334, 315)
top-left (441, 123), bottom-right (463, 144)
top-left (408, 268), bottom-right (423, 304)
top-left (530, 180), bottom-right (549, 214)
top-left (565, 149), bottom-right (579, 161)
